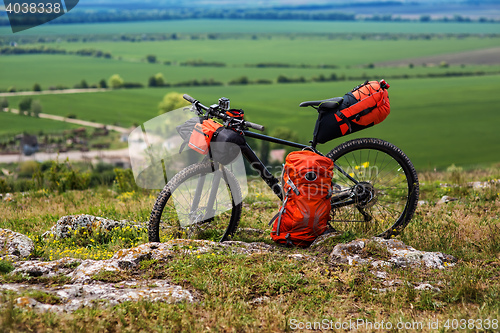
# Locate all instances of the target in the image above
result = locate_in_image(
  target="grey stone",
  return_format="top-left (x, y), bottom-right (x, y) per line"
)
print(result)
top-left (330, 237), bottom-right (457, 270)
top-left (5, 280), bottom-right (194, 313)
top-left (42, 214), bottom-right (143, 239)
top-left (0, 228), bottom-right (34, 259)
top-left (437, 195), bottom-right (458, 204)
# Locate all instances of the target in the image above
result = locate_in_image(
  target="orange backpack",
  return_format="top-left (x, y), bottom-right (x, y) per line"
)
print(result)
top-left (314, 80), bottom-right (391, 144)
top-left (271, 150), bottom-right (334, 247)
top-left (188, 119), bottom-right (223, 155)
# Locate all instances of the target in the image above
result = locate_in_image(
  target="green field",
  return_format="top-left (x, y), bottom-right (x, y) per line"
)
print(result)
top-left (2, 53), bottom-right (500, 92)
top-left (48, 37), bottom-right (500, 65)
top-left (2, 35), bottom-right (500, 91)
top-left (0, 110), bottom-right (82, 136)
top-left (3, 75), bottom-right (500, 170)
top-left (1, 20), bottom-right (499, 170)
top-left (2, 19), bottom-right (500, 36)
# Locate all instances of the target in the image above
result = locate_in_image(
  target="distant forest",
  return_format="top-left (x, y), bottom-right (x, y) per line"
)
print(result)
top-left (1, 4), bottom-right (499, 27)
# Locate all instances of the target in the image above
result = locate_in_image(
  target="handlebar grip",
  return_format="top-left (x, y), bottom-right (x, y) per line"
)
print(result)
top-left (246, 121), bottom-right (265, 132)
top-left (183, 94), bottom-right (196, 103)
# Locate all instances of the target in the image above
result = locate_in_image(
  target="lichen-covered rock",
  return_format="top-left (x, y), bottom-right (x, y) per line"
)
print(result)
top-left (0, 228), bottom-right (34, 259)
top-left (330, 237), bottom-right (457, 270)
top-left (42, 214), bottom-right (142, 239)
top-left (68, 259), bottom-right (122, 284)
top-left (10, 239), bottom-right (273, 285)
top-left (3, 280), bottom-right (194, 313)
top-left (12, 257), bottom-right (82, 278)
top-left (111, 239), bottom-right (272, 270)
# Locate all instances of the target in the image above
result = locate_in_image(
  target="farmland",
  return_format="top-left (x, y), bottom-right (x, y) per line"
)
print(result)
top-left (3, 74), bottom-right (500, 170)
top-left (2, 19), bottom-right (500, 36)
top-left (1, 20), bottom-right (500, 170)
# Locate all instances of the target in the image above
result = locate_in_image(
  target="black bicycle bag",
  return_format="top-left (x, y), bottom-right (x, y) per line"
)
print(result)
top-left (313, 80), bottom-right (391, 144)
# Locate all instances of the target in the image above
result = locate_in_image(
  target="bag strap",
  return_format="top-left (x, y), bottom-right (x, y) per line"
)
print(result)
top-left (269, 186), bottom-right (291, 235)
top-left (335, 111), bottom-right (352, 133)
top-left (285, 233), bottom-right (294, 247)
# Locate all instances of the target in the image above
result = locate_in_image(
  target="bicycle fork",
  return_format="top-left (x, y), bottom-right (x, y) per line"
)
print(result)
top-left (190, 162), bottom-right (223, 224)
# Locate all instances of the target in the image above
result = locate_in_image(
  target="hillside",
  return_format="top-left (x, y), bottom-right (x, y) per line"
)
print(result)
top-left (0, 167), bottom-right (499, 331)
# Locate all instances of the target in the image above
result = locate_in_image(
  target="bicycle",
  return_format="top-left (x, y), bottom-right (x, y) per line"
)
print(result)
top-left (147, 90), bottom-right (419, 243)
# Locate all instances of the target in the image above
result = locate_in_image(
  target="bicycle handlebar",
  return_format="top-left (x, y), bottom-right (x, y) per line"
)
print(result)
top-left (183, 94), bottom-right (197, 104)
top-left (183, 93), bottom-right (265, 132)
top-left (245, 121), bottom-right (265, 131)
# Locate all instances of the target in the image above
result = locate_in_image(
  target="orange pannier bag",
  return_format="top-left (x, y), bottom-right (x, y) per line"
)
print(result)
top-left (188, 119), bottom-right (223, 155)
top-left (314, 80), bottom-right (391, 144)
top-left (270, 150), bottom-right (334, 247)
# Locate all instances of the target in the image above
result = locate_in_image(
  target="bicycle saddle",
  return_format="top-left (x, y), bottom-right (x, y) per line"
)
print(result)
top-left (299, 97), bottom-right (343, 109)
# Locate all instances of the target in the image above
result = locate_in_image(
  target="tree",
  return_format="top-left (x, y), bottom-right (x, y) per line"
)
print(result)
top-left (33, 83), bottom-right (42, 91)
top-left (229, 76), bottom-right (249, 85)
top-left (31, 99), bottom-right (42, 117)
top-left (19, 97), bottom-right (33, 115)
top-left (98, 79), bottom-right (107, 89)
top-left (148, 76), bottom-right (157, 87)
top-left (146, 54), bottom-right (157, 63)
top-left (108, 74), bottom-right (124, 89)
top-left (158, 92), bottom-right (190, 115)
top-left (149, 73), bottom-right (166, 87)
top-left (80, 80), bottom-right (89, 89)
top-left (0, 97), bottom-right (8, 109)
top-left (154, 73), bottom-right (165, 87)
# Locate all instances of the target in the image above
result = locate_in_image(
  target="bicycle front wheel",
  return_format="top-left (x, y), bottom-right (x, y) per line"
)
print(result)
top-left (148, 160), bottom-right (242, 243)
top-left (327, 138), bottom-right (419, 238)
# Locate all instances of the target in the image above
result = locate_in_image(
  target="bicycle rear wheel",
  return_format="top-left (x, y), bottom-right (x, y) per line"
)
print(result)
top-left (148, 160), bottom-right (242, 243)
top-left (327, 138), bottom-right (419, 238)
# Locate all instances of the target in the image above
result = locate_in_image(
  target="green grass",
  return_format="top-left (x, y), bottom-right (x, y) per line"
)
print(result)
top-left (2, 19), bottom-right (500, 36)
top-left (0, 168), bottom-right (499, 332)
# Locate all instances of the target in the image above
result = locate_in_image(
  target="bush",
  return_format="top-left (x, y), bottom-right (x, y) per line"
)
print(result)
top-left (18, 97), bottom-right (33, 114)
top-left (114, 168), bottom-right (138, 193)
top-left (0, 97), bottom-right (8, 109)
top-left (148, 73), bottom-right (166, 87)
top-left (33, 83), bottom-right (42, 91)
top-left (108, 74), bottom-right (124, 89)
top-left (0, 177), bottom-right (11, 193)
top-left (122, 82), bottom-right (144, 89)
top-left (98, 79), bottom-right (107, 89)
top-left (18, 160), bottom-right (39, 178)
top-left (146, 54), bottom-right (157, 63)
top-left (158, 92), bottom-right (190, 115)
top-left (229, 76), bottom-right (250, 85)
top-left (46, 161), bottom-right (90, 192)
top-left (0, 259), bottom-right (14, 274)
top-left (31, 99), bottom-right (42, 117)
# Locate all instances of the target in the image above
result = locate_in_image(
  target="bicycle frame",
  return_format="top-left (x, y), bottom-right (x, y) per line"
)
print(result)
top-left (241, 130), bottom-right (362, 210)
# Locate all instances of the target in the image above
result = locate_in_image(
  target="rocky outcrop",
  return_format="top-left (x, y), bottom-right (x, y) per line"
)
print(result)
top-left (42, 214), bottom-right (142, 239)
top-left (0, 228), bottom-right (34, 260)
top-left (5, 280), bottom-right (194, 313)
top-left (2, 224), bottom-right (458, 313)
top-left (2, 238), bottom-right (273, 312)
top-left (330, 238), bottom-right (457, 269)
